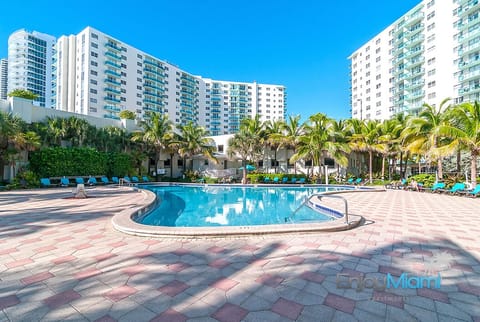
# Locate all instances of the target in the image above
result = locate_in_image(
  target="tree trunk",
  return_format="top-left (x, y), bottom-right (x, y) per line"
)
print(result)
top-left (471, 152), bottom-right (477, 188)
top-left (242, 160), bottom-right (247, 184)
top-left (437, 157), bottom-right (443, 180)
top-left (399, 152), bottom-right (403, 177)
top-left (381, 155), bottom-right (386, 180)
top-left (369, 151), bottom-right (373, 184)
top-left (155, 154), bottom-right (160, 182)
top-left (170, 153), bottom-right (174, 180)
top-left (457, 150), bottom-right (461, 174)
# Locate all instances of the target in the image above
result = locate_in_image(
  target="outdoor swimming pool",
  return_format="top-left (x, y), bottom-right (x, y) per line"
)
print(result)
top-left (135, 185), bottom-right (355, 227)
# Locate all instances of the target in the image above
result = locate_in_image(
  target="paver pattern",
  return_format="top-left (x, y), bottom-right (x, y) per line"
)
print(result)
top-left (0, 186), bottom-right (480, 321)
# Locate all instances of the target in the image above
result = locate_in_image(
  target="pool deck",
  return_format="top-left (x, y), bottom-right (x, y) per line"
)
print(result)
top-left (0, 186), bottom-right (479, 321)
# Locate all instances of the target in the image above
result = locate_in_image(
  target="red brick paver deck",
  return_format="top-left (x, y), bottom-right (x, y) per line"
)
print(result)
top-left (0, 186), bottom-right (479, 321)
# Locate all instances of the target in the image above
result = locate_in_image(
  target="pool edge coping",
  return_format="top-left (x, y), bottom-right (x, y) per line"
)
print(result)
top-left (112, 184), bottom-right (385, 239)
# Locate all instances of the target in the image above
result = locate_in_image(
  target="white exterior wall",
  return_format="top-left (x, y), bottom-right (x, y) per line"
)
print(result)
top-left (55, 26), bottom-right (286, 133)
top-left (7, 29), bottom-right (56, 108)
top-left (0, 59), bottom-right (7, 100)
top-left (349, 0), bottom-right (461, 119)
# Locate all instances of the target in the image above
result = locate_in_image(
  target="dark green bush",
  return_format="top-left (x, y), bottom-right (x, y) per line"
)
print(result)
top-left (30, 147), bottom-right (132, 178)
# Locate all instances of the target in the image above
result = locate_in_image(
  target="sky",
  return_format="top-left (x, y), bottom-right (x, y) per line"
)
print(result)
top-left (0, 0), bottom-right (420, 121)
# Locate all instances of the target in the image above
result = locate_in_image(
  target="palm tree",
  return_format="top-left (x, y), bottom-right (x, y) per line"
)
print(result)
top-left (447, 101), bottom-right (480, 188)
top-left (272, 115), bottom-right (304, 174)
top-left (402, 99), bottom-right (456, 180)
top-left (291, 113), bottom-right (349, 180)
top-left (132, 112), bottom-right (174, 180)
top-left (378, 118), bottom-right (403, 180)
top-left (0, 112), bottom-right (25, 180)
top-left (348, 119), bottom-right (383, 184)
top-left (175, 122), bottom-right (217, 172)
top-left (45, 116), bottom-right (67, 146)
top-left (227, 118), bottom-right (265, 183)
top-left (264, 119), bottom-right (285, 173)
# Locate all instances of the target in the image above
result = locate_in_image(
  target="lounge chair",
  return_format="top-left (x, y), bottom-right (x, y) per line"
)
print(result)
top-left (101, 176), bottom-right (109, 184)
top-left (111, 176), bottom-right (119, 184)
top-left (459, 185), bottom-right (480, 197)
top-left (142, 176), bottom-right (150, 182)
top-left (440, 182), bottom-right (466, 195)
top-left (87, 177), bottom-right (97, 186)
top-left (281, 177), bottom-right (289, 184)
top-left (263, 177), bottom-right (271, 183)
top-left (60, 177), bottom-right (70, 187)
top-left (428, 182), bottom-right (445, 193)
top-left (355, 178), bottom-right (363, 185)
top-left (123, 176), bottom-right (132, 184)
top-left (40, 178), bottom-right (53, 187)
top-left (290, 177), bottom-right (297, 184)
top-left (273, 177), bottom-right (280, 184)
top-left (132, 176), bottom-right (140, 183)
top-left (75, 177), bottom-right (85, 185)
top-left (298, 177), bottom-right (306, 184)
top-left (347, 178), bottom-right (354, 184)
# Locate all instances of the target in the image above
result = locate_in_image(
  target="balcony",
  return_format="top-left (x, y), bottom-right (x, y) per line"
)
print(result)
top-left (104, 105), bottom-right (121, 112)
top-left (180, 102), bottom-right (193, 108)
top-left (181, 82), bottom-right (195, 89)
top-left (105, 51), bottom-right (122, 60)
top-left (144, 91), bottom-right (163, 98)
top-left (105, 78), bottom-right (121, 86)
top-left (144, 68), bottom-right (164, 77)
top-left (144, 60), bottom-right (164, 69)
top-left (144, 83), bottom-right (163, 91)
top-left (104, 114), bottom-right (120, 120)
top-left (105, 69), bottom-right (121, 77)
top-left (143, 98), bottom-right (163, 105)
top-left (105, 42), bottom-right (122, 52)
top-left (104, 96), bottom-right (121, 103)
top-left (143, 106), bottom-right (162, 112)
top-left (105, 60), bottom-right (121, 69)
top-left (104, 87), bottom-right (121, 94)
top-left (144, 75), bottom-right (163, 83)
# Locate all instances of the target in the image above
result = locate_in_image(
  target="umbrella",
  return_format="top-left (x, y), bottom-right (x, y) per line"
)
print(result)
top-left (239, 165), bottom-right (256, 171)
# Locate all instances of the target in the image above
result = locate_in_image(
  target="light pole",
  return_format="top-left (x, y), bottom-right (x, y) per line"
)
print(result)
top-left (357, 99), bottom-right (363, 120)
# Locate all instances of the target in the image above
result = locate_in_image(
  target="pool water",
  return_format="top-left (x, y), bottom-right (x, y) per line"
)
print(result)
top-left (136, 185), bottom-right (351, 227)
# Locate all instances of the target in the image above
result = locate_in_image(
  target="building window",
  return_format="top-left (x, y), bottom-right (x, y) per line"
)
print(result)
top-left (91, 51), bottom-right (98, 58)
top-left (91, 42), bottom-right (98, 49)
top-left (91, 33), bottom-right (98, 39)
top-left (427, 11), bottom-right (435, 20)
top-left (90, 70), bottom-right (97, 76)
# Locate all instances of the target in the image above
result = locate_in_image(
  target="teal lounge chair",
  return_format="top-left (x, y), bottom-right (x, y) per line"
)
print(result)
top-left (263, 177), bottom-right (270, 183)
top-left (87, 177), bottom-right (97, 185)
top-left (442, 182), bottom-right (466, 195)
top-left (290, 177), bottom-right (297, 184)
top-left (142, 176), bottom-right (150, 182)
top-left (281, 177), bottom-right (289, 184)
top-left (298, 178), bottom-right (306, 184)
top-left (40, 178), bottom-right (53, 187)
top-left (355, 178), bottom-right (363, 185)
top-left (101, 176), bottom-right (109, 184)
top-left (347, 178), bottom-right (354, 184)
top-left (132, 176), bottom-right (140, 183)
top-left (60, 177), bottom-right (70, 187)
top-left (111, 176), bottom-right (119, 184)
top-left (273, 177), bottom-right (280, 183)
top-left (123, 176), bottom-right (132, 184)
top-left (76, 177), bottom-right (85, 184)
top-left (429, 182), bottom-right (445, 193)
top-left (460, 185), bottom-right (480, 197)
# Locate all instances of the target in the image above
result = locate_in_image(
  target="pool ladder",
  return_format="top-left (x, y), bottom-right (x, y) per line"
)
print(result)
top-left (289, 193), bottom-right (349, 224)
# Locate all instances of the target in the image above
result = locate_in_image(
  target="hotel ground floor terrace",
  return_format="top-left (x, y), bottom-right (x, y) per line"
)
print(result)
top-left (0, 186), bottom-right (479, 321)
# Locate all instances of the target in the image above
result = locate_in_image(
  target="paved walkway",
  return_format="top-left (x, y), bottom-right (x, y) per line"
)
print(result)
top-left (0, 186), bottom-right (479, 322)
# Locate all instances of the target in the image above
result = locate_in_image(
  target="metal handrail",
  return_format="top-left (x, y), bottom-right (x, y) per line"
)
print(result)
top-left (307, 193), bottom-right (349, 224)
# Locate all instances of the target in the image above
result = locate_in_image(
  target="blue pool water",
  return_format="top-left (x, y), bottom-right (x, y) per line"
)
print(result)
top-left (136, 185), bottom-right (353, 227)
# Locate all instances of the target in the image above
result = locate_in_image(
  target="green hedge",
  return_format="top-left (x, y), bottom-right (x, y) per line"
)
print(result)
top-left (247, 173), bottom-right (307, 183)
top-left (29, 147), bottom-right (133, 178)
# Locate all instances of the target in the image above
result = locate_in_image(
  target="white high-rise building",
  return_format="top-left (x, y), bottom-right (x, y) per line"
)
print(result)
top-left (56, 26), bottom-right (286, 134)
top-left (0, 59), bottom-right (7, 100)
top-left (7, 29), bottom-right (56, 107)
top-left (349, 0), bottom-right (461, 120)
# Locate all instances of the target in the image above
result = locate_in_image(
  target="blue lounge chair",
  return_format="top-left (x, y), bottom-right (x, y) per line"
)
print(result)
top-left (111, 176), bottom-right (119, 184)
top-left (298, 178), bottom-right (306, 184)
top-left (290, 177), bottom-right (297, 184)
top-left (87, 177), bottom-right (97, 185)
top-left (75, 177), bottom-right (85, 184)
top-left (40, 178), bottom-right (53, 187)
top-left (347, 178), bottom-right (354, 184)
top-left (281, 177), bottom-right (289, 184)
top-left (460, 185), bottom-right (480, 197)
top-left (142, 176), bottom-right (150, 182)
top-left (355, 178), bottom-right (363, 185)
top-left (101, 176), bottom-right (109, 184)
top-left (273, 177), bottom-right (280, 184)
top-left (442, 182), bottom-right (466, 195)
top-left (60, 177), bottom-right (70, 187)
top-left (429, 182), bottom-right (445, 193)
top-left (263, 177), bottom-right (270, 183)
top-left (132, 176), bottom-right (140, 183)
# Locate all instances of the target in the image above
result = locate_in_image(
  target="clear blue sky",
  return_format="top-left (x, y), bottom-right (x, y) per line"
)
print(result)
top-left (0, 0), bottom-right (420, 120)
